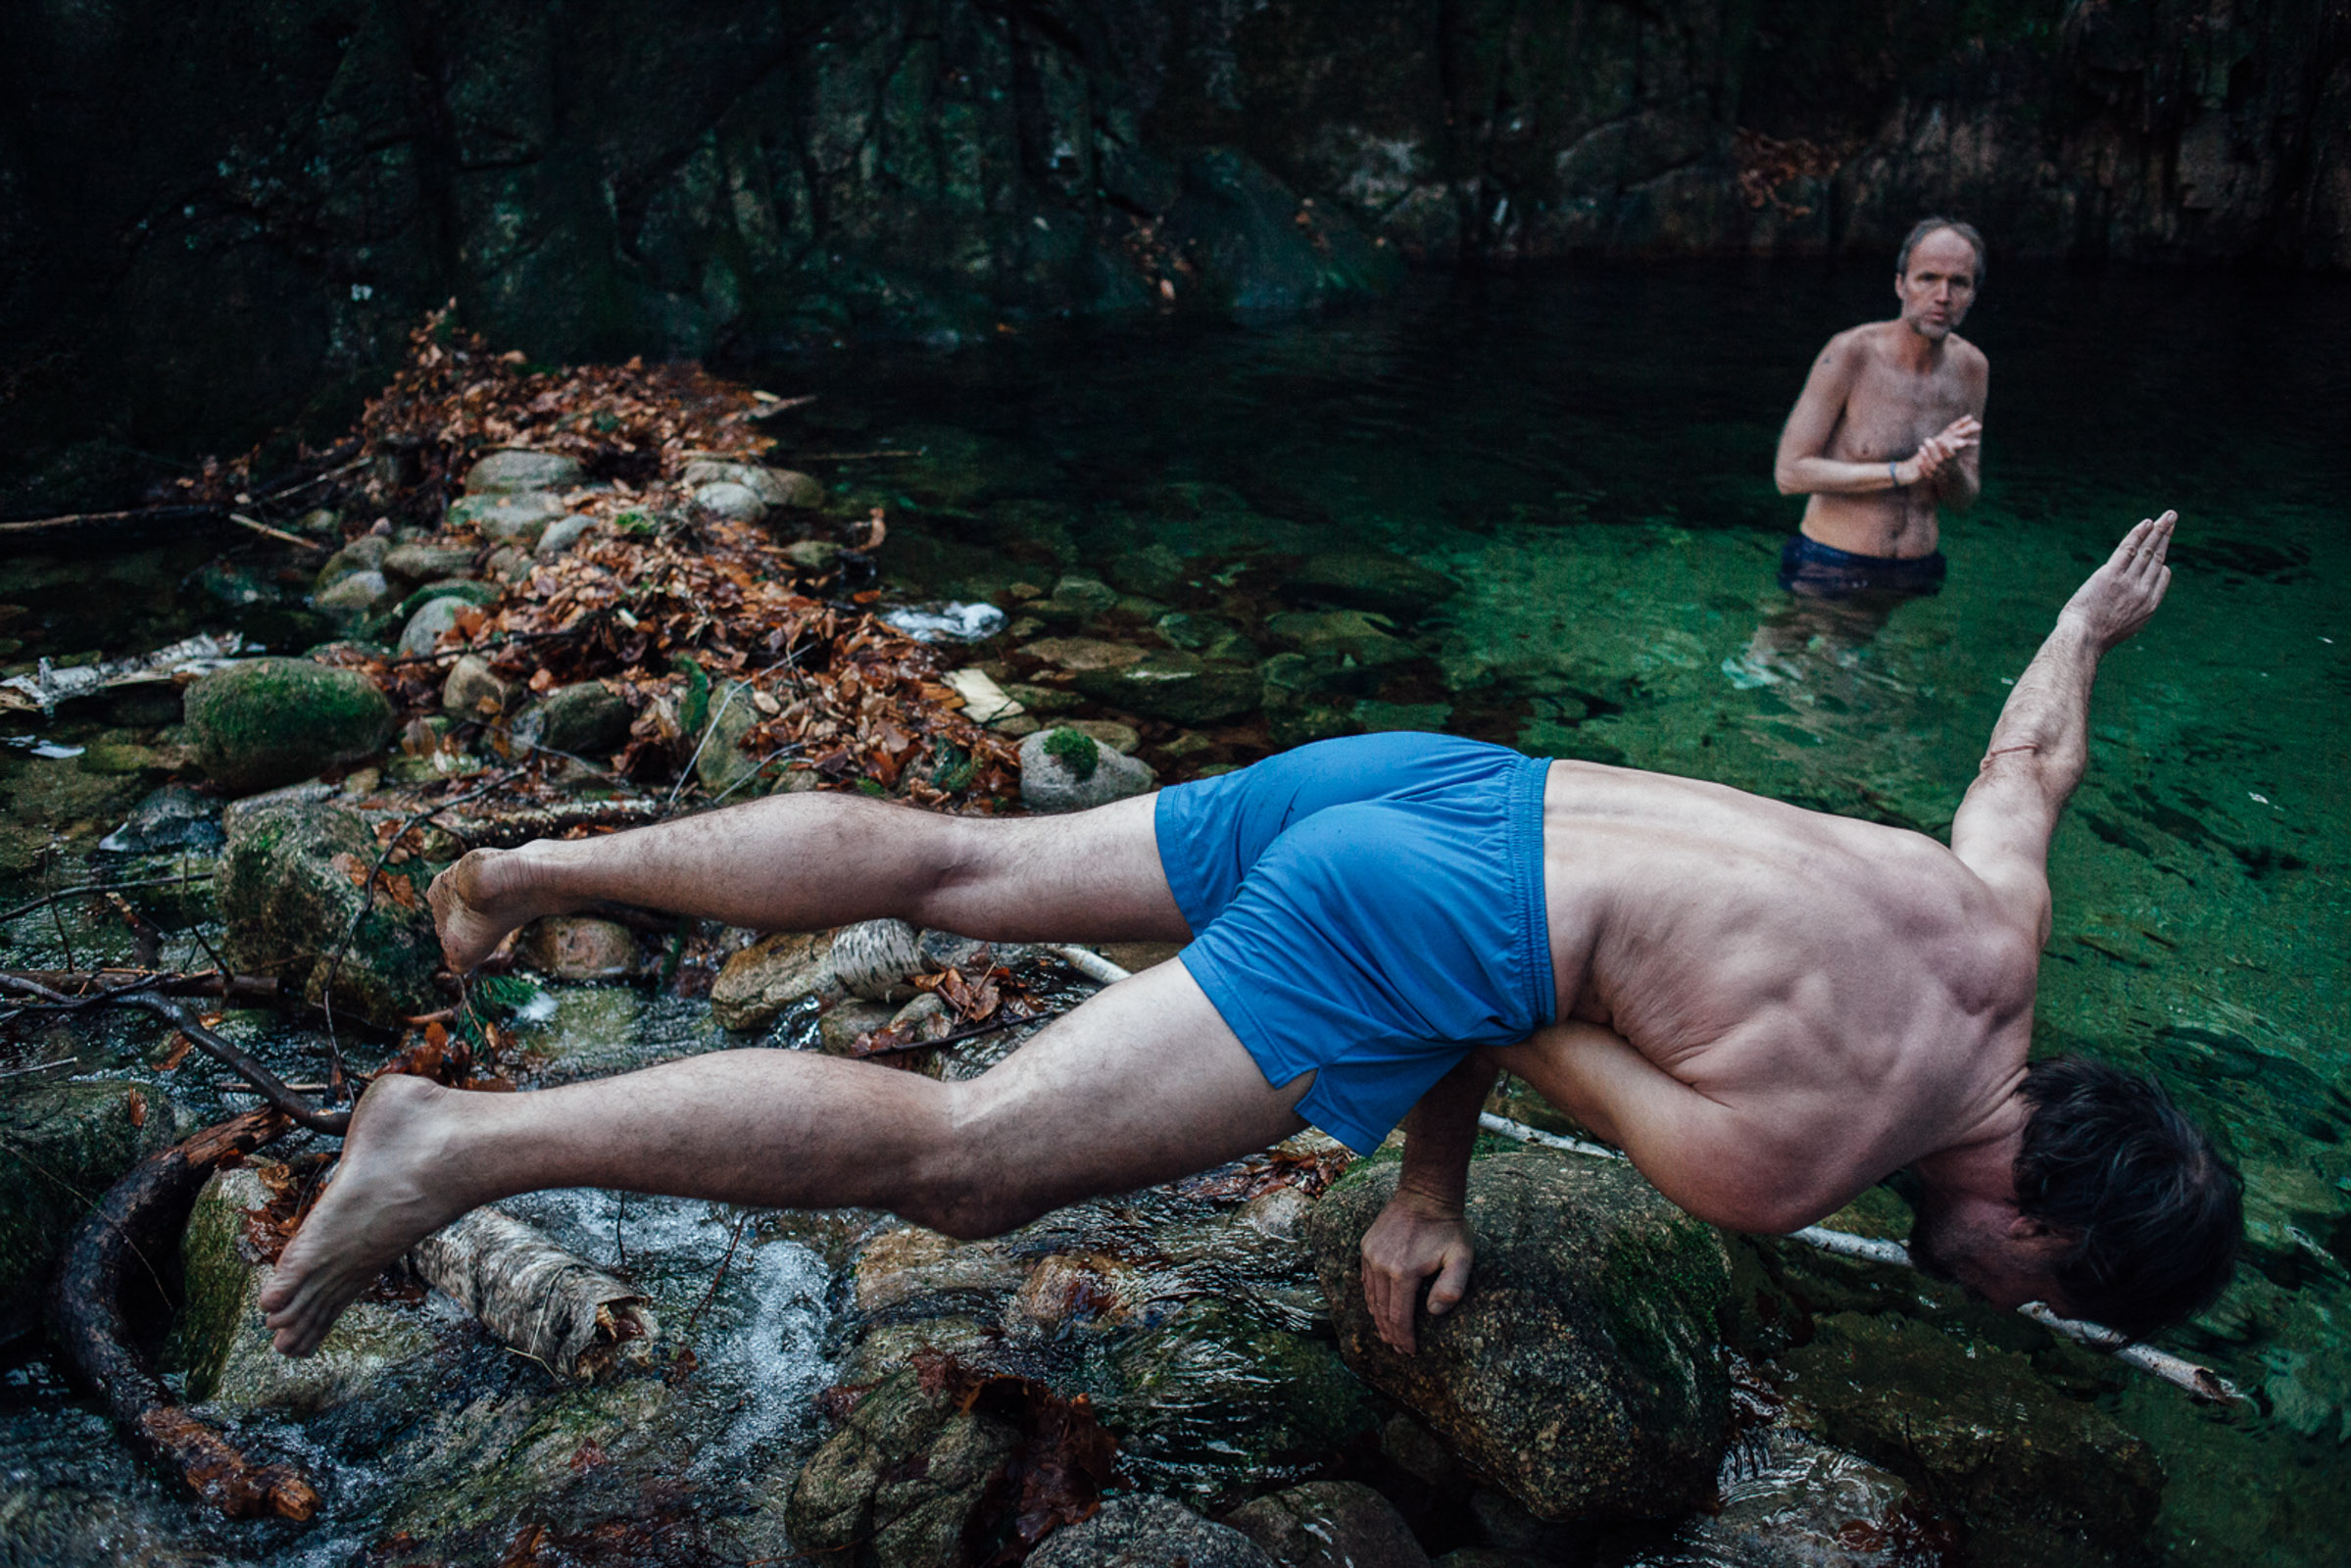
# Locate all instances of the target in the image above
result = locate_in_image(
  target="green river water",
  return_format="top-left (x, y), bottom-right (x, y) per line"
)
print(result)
top-left (1, 260), bottom-right (2344, 1563)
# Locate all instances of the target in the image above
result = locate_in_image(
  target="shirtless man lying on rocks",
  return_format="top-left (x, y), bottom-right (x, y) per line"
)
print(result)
top-left (262, 513), bottom-right (2239, 1360)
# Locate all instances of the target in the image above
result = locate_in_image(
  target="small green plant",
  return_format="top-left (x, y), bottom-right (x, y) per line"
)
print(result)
top-left (1044, 726), bottom-right (1100, 781)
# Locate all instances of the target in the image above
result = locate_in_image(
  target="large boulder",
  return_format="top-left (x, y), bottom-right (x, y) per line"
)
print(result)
top-left (1030, 1494), bottom-right (1278, 1568)
top-left (1019, 727), bottom-right (1156, 813)
top-left (784, 1363), bottom-right (1022, 1568)
top-left (1306, 1150), bottom-right (1732, 1521)
top-left (1070, 650), bottom-right (1261, 724)
top-left (1780, 1312), bottom-right (2163, 1566)
top-left (0, 1078), bottom-right (181, 1340)
top-left (1282, 552), bottom-right (1459, 622)
top-left (183, 658), bottom-right (396, 795)
top-left (464, 449), bottom-right (584, 494)
top-left (216, 797), bottom-right (442, 1024)
top-left (1222, 1480), bottom-right (1431, 1568)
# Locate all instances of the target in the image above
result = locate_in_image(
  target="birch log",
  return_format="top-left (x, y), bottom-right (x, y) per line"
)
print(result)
top-left (408, 1207), bottom-right (657, 1379)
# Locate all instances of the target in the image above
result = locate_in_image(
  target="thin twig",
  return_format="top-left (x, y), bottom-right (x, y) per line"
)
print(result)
top-left (678, 1208), bottom-right (752, 1351)
top-left (0, 873), bottom-right (216, 927)
top-left (0, 1056), bottom-right (76, 1082)
top-left (227, 513), bottom-right (325, 550)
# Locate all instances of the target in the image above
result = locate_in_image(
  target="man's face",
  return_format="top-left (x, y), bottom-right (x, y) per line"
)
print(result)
top-left (1909, 1190), bottom-right (2070, 1313)
top-left (1895, 228), bottom-right (1980, 341)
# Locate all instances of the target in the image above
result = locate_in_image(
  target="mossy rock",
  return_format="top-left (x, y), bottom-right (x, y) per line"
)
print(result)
top-left (1308, 1149), bottom-right (1731, 1521)
top-left (183, 658), bottom-right (395, 795)
top-left (216, 797), bottom-right (440, 1025)
top-left (1281, 552), bottom-right (1459, 622)
top-left (786, 1363), bottom-right (1022, 1568)
top-left (0, 1077), bottom-right (181, 1341)
top-left (164, 1165), bottom-right (435, 1418)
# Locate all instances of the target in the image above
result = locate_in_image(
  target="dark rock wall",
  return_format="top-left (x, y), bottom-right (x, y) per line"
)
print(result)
top-left (2, 0), bottom-right (2343, 501)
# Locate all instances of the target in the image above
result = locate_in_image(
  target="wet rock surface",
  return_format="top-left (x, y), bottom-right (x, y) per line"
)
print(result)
top-left (514, 679), bottom-right (635, 758)
top-left (1031, 1494), bottom-right (1279, 1567)
top-left (182, 658), bottom-right (395, 795)
top-left (1223, 1479), bottom-right (1433, 1568)
top-left (216, 795), bottom-right (441, 1024)
top-left (0, 1078), bottom-right (180, 1340)
top-left (1309, 1150), bottom-right (1734, 1520)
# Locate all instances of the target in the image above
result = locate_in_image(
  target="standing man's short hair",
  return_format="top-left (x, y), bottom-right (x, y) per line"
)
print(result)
top-left (1897, 218), bottom-right (1987, 287)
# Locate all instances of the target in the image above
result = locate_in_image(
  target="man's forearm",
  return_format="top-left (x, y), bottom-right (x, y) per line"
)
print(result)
top-left (1775, 455), bottom-right (1911, 497)
top-left (1396, 1054), bottom-right (1498, 1211)
top-left (1981, 616), bottom-right (2100, 800)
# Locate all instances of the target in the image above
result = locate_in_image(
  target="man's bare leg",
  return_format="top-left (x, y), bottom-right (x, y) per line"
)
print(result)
top-left (430, 791), bottom-right (1185, 970)
top-left (259, 960), bottom-right (1305, 1355)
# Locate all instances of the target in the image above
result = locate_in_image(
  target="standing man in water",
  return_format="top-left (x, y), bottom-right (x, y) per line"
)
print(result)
top-left (1771, 218), bottom-right (1989, 600)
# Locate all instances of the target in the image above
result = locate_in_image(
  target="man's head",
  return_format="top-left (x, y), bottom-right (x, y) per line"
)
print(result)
top-left (1894, 218), bottom-right (1984, 341)
top-left (1910, 1056), bottom-right (2241, 1338)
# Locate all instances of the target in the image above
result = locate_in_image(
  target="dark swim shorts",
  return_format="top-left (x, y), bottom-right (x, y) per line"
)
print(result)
top-left (1154, 732), bottom-right (1557, 1153)
top-left (1778, 533), bottom-right (1947, 600)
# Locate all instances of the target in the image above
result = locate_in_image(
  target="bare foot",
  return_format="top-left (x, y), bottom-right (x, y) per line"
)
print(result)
top-left (426, 847), bottom-right (542, 971)
top-left (258, 1074), bottom-right (474, 1357)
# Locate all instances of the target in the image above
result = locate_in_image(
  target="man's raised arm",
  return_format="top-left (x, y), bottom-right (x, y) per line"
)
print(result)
top-left (1951, 512), bottom-right (2178, 936)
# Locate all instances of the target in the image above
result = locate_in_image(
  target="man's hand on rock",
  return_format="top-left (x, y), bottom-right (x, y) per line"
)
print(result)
top-left (1361, 1188), bottom-right (1475, 1355)
top-left (1894, 414), bottom-right (1981, 486)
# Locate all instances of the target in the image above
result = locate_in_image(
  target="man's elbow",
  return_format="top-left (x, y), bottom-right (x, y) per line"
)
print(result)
top-left (1773, 465), bottom-right (1805, 497)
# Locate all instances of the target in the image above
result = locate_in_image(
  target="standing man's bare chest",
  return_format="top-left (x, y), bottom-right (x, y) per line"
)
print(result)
top-left (1829, 356), bottom-right (1974, 463)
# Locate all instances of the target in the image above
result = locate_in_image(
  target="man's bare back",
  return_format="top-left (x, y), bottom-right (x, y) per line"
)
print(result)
top-left (1519, 763), bottom-right (2034, 1225)
top-left (262, 516), bottom-right (2229, 1366)
top-left (1774, 222), bottom-right (1990, 560)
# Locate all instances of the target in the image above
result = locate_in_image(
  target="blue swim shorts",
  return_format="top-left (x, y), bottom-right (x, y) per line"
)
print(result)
top-left (1778, 533), bottom-right (1947, 601)
top-left (1154, 732), bottom-right (1557, 1153)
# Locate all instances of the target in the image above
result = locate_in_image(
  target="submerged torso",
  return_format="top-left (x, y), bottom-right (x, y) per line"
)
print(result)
top-left (1800, 322), bottom-right (1984, 560)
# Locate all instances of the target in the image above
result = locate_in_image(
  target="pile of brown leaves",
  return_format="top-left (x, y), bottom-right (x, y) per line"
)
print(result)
top-left (322, 310), bottom-right (1020, 808)
top-left (357, 306), bottom-right (774, 518)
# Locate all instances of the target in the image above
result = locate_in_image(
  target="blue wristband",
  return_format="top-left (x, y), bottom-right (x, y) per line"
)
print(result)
top-left (1888, 461), bottom-right (1901, 487)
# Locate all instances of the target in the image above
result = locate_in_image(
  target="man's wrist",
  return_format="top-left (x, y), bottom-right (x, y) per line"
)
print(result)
top-left (1392, 1173), bottom-right (1468, 1217)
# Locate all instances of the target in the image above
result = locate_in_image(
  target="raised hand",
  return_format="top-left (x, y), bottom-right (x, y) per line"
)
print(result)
top-left (1360, 1189), bottom-right (1475, 1354)
top-left (1896, 414), bottom-right (1982, 486)
top-left (2060, 511), bottom-right (2178, 652)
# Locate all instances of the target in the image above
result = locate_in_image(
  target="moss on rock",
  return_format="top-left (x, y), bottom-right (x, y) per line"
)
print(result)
top-left (183, 658), bottom-right (394, 795)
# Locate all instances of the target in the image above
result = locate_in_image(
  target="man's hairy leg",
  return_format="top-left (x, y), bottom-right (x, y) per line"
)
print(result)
top-left (259, 960), bottom-right (1304, 1355)
top-left (429, 790), bottom-right (1184, 970)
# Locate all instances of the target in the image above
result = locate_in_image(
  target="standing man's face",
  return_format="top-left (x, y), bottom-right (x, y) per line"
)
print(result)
top-left (1896, 228), bottom-right (1980, 340)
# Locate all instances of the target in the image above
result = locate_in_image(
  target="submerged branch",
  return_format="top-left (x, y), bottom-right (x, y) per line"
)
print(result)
top-left (0, 972), bottom-right (348, 1135)
top-left (48, 1109), bottom-right (319, 1521)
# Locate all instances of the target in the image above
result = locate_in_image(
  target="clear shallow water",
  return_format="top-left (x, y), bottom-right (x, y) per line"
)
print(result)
top-left (759, 261), bottom-right (2351, 1563)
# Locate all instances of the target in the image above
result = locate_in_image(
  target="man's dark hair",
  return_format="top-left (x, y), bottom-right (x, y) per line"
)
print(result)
top-left (1896, 217), bottom-right (1986, 287)
top-left (2014, 1055), bottom-right (2241, 1339)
